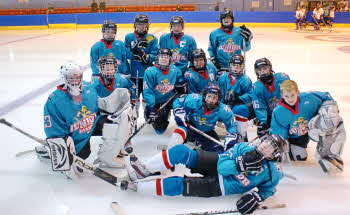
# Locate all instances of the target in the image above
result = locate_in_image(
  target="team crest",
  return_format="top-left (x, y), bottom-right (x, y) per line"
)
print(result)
top-left (71, 105), bottom-right (97, 134)
top-left (218, 38), bottom-right (241, 54)
top-left (171, 48), bottom-right (186, 63)
top-left (155, 79), bottom-right (174, 94)
top-left (289, 117), bottom-right (309, 136)
top-left (268, 96), bottom-right (279, 111)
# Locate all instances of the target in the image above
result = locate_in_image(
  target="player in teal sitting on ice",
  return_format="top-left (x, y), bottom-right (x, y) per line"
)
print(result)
top-left (208, 9), bottom-right (252, 78)
top-left (93, 55), bottom-right (136, 101)
top-left (121, 134), bottom-right (286, 215)
top-left (90, 20), bottom-right (129, 81)
top-left (218, 54), bottom-right (253, 142)
top-left (270, 80), bottom-right (346, 173)
top-left (143, 48), bottom-right (186, 134)
top-left (251, 58), bottom-right (290, 137)
top-left (159, 16), bottom-right (197, 74)
top-left (169, 84), bottom-right (238, 153)
top-left (184, 48), bottom-right (217, 94)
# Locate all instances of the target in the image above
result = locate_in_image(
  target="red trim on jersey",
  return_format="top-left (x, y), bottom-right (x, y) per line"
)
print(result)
top-left (174, 128), bottom-right (187, 141)
top-left (229, 73), bottom-right (236, 86)
top-left (220, 27), bottom-right (233, 35)
top-left (203, 105), bottom-right (214, 116)
top-left (279, 97), bottom-right (300, 115)
top-left (100, 39), bottom-right (112, 49)
top-left (192, 68), bottom-right (208, 80)
top-left (156, 179), bottom-right (162, 196)
top-left (155, 64), bottom-right (169, 75)
top-left (57, 85), bottom-right (68, 93)
top-left (162, 150), bottom-right (172, 169)
top-left (172, 33), bottom-right (184, 45)
top-left (235, 115), bottom-right (249, 122)
top-left (99, 77), bottom-right (115, 92)
top-left (134, 32), bottom-right (146, 40)
top-left (259, 76), bottom-right (275, 93)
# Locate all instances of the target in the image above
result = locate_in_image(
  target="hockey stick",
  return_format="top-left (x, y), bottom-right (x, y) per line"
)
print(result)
top-left (0, 118), bottom-right (120, 187)
top-left (15, 149), bottom-right (35, 157)
top-left (170, 203), bottom-right (286, 215)
top-left (187, 124), bottom-right (224, 147)
top-left (124, 92), bottom-right (178, 153)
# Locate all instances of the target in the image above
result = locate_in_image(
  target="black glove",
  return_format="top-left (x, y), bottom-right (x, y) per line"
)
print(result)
top-left (257, 123), bottom-right (270, 137)
top-left (173, 107), bottom-right (188, 128)
top-left (236, 149), bottom-right (264, 173)
top-left (144, 106), bottom-right (156, 124)
top-left (236, 191), bottom-right (263, 214)
top-left (210, 57), bottom-right (222, 69)
top-left (134, 51), bottom-right (150, 65)
top-left (130, 38), bottom-right (148, 54)
top-left (224, 91), bottom-right (243, 107)
top-left (174, 82), bottom-right (188, 95)
top-left (240, 25), bottom-right (253, 42)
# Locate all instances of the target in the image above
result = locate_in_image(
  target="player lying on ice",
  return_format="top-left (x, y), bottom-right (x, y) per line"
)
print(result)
top-left (270, 80), bottom-right (346, 173)
top-left (120, 134), bottom-right (286, 215)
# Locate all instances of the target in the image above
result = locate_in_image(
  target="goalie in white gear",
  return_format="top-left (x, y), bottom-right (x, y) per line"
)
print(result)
top-left (37, 61), bottom-right (136, 179)
top-left (270, 80), bottom-right (345, 173)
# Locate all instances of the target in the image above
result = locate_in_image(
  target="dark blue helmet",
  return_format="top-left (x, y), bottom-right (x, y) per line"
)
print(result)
top-left (202, 84), bottom-right (222, 110)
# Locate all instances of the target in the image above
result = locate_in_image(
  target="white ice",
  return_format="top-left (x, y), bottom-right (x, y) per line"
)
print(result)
top-left (1, 26), bottom-right (350, 215)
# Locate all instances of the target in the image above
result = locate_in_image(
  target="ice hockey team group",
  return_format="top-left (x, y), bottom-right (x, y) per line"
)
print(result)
top-left (35, 9), bottom-right (346, 215)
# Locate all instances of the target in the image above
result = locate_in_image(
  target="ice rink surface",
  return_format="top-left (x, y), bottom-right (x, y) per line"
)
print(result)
top-left (1, 26), bottom-right (350, 215)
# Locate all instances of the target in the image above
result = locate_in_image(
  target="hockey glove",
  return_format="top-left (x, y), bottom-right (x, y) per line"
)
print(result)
top-left (144, 106), bottom-right (156, 124)
top-left (236, 191), bottom-right (263, 215)
top-left (224, 132), bottom-right (238, 151)
top-left (134, 51), bottom-right (150, 65)
top-left (210, 57), bottom-right (222, 70)
top-left (174, 82), bottom-right (188, 95)
top-left (257, 123), bottom-right (270, 137)
top-left (236, 149), bottom-right (264, 173)
top-left (173, 107), bottom-right (188, 128)
top-left (224, 91), bottom-right (243, 107)
top-left (240, 25), bottom-right (253, 42)
top-left (130, 38), bottom-right (148, 54)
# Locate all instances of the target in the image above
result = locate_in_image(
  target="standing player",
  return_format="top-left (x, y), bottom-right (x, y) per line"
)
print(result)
top-left (184, 49), bottom-right (217, 94)
top-left (208, 9), bottom-right (252, 75)
top-left (251, 58), bottom-right (290, 137)
top-left (143, 48), bottom-right (186, 134)
top-left (159, 16), bottom-right (197, 74)
top-left (324, 6), bottom-right (335, 28)
top-left (270, 80), bottom-right (345, 173)
top-left (295, 6), bottom-right (305, 30)
top-left (36, 62), bottom-right (136, 178)
top-left (90, 20), bottom-right (129, 80)
top-left (170, 84), bottom-right (238, 153)
top-left (312, 7), bottom-right (322, 30)
top-left (218, 54), bottom-right (253, 141)
top-left (125, 14), bottom-right (158, 111)
top-left (122, 134), bottom-right (285, 215)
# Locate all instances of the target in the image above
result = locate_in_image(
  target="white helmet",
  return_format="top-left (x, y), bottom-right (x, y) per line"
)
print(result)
top-left (59, 62), bottom-right (83, 96)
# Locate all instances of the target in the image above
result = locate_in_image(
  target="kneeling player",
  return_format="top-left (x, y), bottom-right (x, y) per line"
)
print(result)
top-left (121, 134), bottom-right (285, 215)
top-left (270, 80), bottom-right (345, 173)
top-left (36, 62), bottom-right (136, 178)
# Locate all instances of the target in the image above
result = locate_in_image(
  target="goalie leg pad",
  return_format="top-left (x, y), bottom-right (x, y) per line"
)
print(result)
top-left (98, 88), bottom-right (131, 115)
top-left (183, 175), bottom-right (222, 197)
top-left (316, 122), bottom-right (346, 158)
top-left (190, 148), bottom-right (219, 176)
top-left (289, 143), bottom-right (308, 161)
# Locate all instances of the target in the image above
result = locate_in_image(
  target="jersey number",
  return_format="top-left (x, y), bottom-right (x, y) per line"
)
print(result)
top-left (44, 115), bottom-right (52, 128)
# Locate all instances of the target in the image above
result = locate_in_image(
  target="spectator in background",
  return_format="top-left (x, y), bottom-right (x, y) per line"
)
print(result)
top-left (176, 5), bottom-right (182, 11)
top-left (215, 3), bottom-right (220, 11)
top-left (91, 0), bottom-right (98, 13)
top-left (99, 0), bottom-right (106, 13)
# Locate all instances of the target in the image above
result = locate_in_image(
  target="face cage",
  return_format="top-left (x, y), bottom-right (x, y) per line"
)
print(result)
top-left (257, 136), bottom-right (282, 160)
top-left (156, 54), bottom-right (171, 70)
top-left (65, 73), bottom-right (83, 96)
top-left (229, 63), bottom-right (244, 77)
top-left (99, 62), bottom-right (117, 85)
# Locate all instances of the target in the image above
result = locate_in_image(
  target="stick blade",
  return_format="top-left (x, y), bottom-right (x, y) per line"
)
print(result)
top-left (111, 202), bottom-right (128, 215)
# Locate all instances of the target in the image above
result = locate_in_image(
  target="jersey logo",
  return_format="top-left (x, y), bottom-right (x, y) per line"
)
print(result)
top-left (171, 48), bottom-right (186, 63)
top-left (235, 174), bottom-right (250, 187)
top-left (70, 106), bottom-right (97, 134)
top-left (224, 105), bottom-right (231, 112)
top-left (268, 96), bottom-right (279, 111)
top-left (155, 79), bottom-right (174, 94)
top-left (218, 38), bottom-right (241, 54)
top-left (289, 117), bottom-right (309, 136)
top-left (194, 116), bottom-right (208, 125)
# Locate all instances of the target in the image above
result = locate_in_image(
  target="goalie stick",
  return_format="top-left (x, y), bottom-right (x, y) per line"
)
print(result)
top-left (0, 118), bottom-right (120, 187)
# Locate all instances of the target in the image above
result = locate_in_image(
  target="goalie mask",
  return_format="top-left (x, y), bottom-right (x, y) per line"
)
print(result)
top-left (191, 49), bottom-right (206, 73)
top-left (257, 134), bottom-right (287, 160)
top-left (202, 84), bottom-right (222, 110)
top-left (170, 16), bottom-right (184, 38)
top-left (134, 14), bottom-right (149, 37)
top-left (97, 55), bottom-right (117, 86)
top-left (229, 54), bottom-right (245, 77)
top-left (254, 58), bottom-right (274, 85)
top-left (102, 20), bottom-right (117, 43)
top-left (220, 9), bottom-right (234, 31)
top-left (60, 62), bottom-right (83, 96)
top-left (155, 48), bottom-right (172, 71)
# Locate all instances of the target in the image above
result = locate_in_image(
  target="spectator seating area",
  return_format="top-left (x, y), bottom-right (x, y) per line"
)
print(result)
top-left (0, 4), bottom-right (195, 15)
